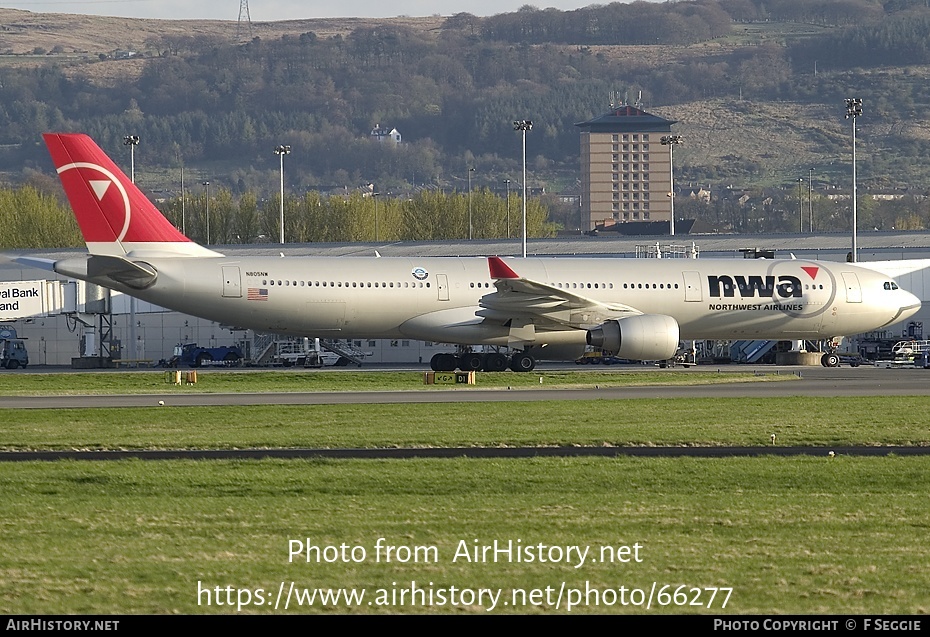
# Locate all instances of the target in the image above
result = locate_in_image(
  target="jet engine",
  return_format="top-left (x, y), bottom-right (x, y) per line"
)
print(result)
top-left (586, 314), bottom-right (680, 361)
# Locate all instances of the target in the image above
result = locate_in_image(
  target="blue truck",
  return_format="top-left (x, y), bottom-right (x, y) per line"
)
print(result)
top-left (168, 343), bottom-right (243, 368)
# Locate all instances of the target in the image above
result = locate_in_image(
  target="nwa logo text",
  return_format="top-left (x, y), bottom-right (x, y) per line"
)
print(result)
top-left (708, 274), bottom-right (802, 299)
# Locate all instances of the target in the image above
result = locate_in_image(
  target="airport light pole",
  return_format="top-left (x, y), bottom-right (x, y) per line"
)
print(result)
top-left (503, 179), bottom-right (512, 238)
top-left (798, 177), bottom-right (804, 233)
top-left (123, 135), bottom-right (139, 183)
top-left (372, 191), bottom-right (380, 242)
top-left (274, 144), bottom-right (291, 245)
top-left (661, 135), bottom-right (682, 236)
top-left (467, 167), bottom-right (475, 240)
top-left (809, 167), bottom-right (813, 232)
top-left (177, 147), bottom-right (186, 236)
top-left (123, 135), bottom-right (139, 367)
top-left (202, 180), bottom-right (210, 245)
top-left (514, 120), bottom-right (532, 258)
top-left (845, 98), bottom-right (862, 262)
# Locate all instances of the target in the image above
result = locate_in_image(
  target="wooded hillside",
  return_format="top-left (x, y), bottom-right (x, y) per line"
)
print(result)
top-left (2, 0), bottom-right (930, 237)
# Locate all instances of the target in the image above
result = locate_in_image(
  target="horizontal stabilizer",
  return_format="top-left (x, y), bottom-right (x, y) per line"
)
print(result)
top-left (12, 256), bottom-right (57, 272)
top-left (86, 254), bottom-right (157, 289)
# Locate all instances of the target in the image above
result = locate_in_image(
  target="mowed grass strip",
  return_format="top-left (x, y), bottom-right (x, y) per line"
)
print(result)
top-left (2, 397), bottom-right (930, 450)
top-left (0, 456), bottom-right (928, 614)
top-left (0, 369), bottom-right (791, 396)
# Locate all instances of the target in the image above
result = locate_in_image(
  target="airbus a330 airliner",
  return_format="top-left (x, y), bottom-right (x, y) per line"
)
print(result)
top-left (23, 133), bottom-right (921, 372)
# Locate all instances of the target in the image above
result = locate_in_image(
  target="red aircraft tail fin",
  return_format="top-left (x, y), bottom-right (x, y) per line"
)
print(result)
top-left (43, 133), bottom-right (219, 257)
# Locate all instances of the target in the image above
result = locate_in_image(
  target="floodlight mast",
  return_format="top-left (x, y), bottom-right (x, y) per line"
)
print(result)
top-left (503, 179), bottom-right (512, 238)
top-left (798, 177), bottom-right (804, 233)
top-left (123, 135), bottom-right (140, 368)
top-left (122, 135), bottom-right (139, 183)
top-left (513, 120), bottom-right (533, 258)
top-left (202, 180), bottom-right (210, 244)
top-left (660, 135), bottom-right (682, 236)
top-left (274, 144), bottom-right (291, 245)
top-left (467, 167), bottom-right (475, 240)
top-left (809, 168), bottom-right (813, 232)
top-left (845, 98), bottom-right (862, 262)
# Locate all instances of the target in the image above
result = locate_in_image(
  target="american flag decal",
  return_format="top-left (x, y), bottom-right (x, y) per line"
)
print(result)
top-left (247, 288), bottom-right (268, 301)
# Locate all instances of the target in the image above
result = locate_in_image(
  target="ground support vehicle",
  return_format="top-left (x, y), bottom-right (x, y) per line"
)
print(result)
top-left (168, 343), bottom-right (243, 368)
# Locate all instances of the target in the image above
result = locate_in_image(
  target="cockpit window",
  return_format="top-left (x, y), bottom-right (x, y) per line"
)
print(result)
top-left (884, 281), bottom-right (899, 290)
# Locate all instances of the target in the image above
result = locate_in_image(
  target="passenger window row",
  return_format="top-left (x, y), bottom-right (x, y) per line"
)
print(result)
top-left (262, 279), bottom-right (430, 289)
top-left (620, 283), bottom-right (679, 290)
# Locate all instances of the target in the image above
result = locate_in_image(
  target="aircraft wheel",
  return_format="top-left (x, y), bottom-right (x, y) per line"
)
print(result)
top-left (483, 353), bottom-right (508, 372)
top-left (459, 352), bottom-right (484, 371)
top-left (430, 353), bottom-right (457, 372)
top-left (509, 352), bottom-right (536, 372)
top-left (821, 353), bottom-right (840, 368)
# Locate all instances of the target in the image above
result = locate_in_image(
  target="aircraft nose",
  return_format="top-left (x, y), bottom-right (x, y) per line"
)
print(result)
top-left (899, 289), bottom-right (921, 321)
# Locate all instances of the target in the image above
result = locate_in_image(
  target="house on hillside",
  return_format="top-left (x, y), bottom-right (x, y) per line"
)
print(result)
top-left (370, 124), bottom-right (401, 145)
top-left (691, 188), bottom-right (711, 203)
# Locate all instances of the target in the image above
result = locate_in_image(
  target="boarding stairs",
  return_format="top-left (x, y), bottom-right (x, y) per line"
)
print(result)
top-left (321, 339), bottom-right (369, 366)
top-left (251, 332), bottom-right (278, 366)
top-left (730, 339), bottom-right (777, 363)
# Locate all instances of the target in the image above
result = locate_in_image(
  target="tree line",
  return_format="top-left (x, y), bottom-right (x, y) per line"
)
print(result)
top-left (0, 183), bottom-right (554, 249)
top-left (0, 186), bottom-right (82, 248)
top-left (9, 178), bottom-right (930, 250)
top-left (156, 188), bottom-right (556, 246)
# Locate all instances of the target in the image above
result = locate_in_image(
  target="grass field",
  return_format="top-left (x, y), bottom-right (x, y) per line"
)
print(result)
top-left (1, 457), bottom-right (929, 614)
top-left (0, 369), bottom-right (787, 395)
top-left (1, 373), bottom-right (928, 615)
top-left (1, 397), bottom-right (930, 450)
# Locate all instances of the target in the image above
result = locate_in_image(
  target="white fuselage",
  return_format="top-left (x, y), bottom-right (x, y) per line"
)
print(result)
top-left (85, 255), bottom-right (919, 352)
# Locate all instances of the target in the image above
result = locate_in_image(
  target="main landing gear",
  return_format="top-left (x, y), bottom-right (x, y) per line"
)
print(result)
top-left (820, 352), bottom-right (840, 368)
top-left (430, 350), bottom-right (536, 373)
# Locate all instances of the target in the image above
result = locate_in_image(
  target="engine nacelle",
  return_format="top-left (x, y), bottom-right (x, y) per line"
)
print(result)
top-left (586, 314), bottom-right (680, 361)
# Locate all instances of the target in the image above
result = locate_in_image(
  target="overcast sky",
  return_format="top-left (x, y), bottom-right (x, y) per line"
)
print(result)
top-left (2, 0), bottom-right (625, 21)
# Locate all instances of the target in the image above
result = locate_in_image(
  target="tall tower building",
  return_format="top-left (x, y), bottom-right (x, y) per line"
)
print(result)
top-left (576, 104), bottom-right (676, 232)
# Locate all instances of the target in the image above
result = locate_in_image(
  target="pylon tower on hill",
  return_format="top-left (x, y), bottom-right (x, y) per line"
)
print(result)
top-left (237, 0), bottom-right (253, 43)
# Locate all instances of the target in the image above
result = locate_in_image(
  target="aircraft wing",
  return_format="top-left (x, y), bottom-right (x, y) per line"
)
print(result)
top-left (479, 256), bottom-right (641, 330)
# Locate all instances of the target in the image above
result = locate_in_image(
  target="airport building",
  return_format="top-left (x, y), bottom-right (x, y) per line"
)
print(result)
top-left (576, 103), bottom-right (676, 232)
top-left (3, 231), bottom-right (930, 368)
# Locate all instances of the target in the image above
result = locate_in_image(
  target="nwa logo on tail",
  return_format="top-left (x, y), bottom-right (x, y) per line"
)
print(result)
top-left (708, 267), bottom-right (819, 299)
top-left (44, 133), bottom-right (200, 251)
top-left (57, 162), bottom-right (132, 242)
